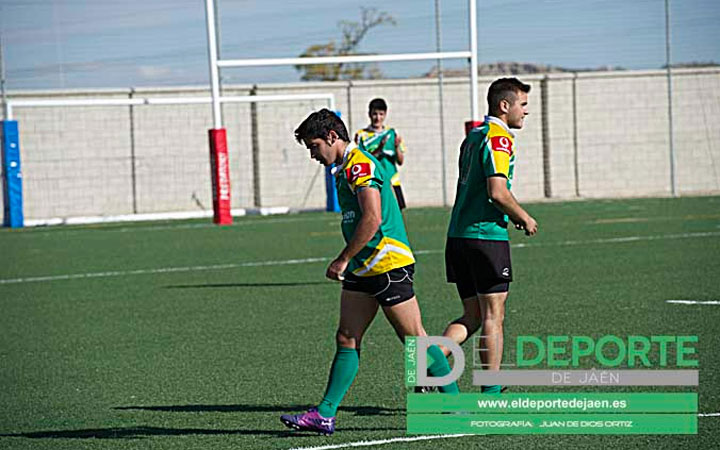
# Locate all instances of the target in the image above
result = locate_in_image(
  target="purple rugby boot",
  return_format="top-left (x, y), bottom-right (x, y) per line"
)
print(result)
top-left (280, 407), bottom-right (335, 435)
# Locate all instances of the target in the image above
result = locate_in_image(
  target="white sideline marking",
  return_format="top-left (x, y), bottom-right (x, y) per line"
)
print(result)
top-left (288, 434), bottom-right (471, 450)
top-left (0, 257), bottom-right (329, 285)
top-left (288, 413), bottom-right (716, 450)
top-left (667, 300), bottom-right (720, 305)
top-left (511, 230), bottom-right (720, 249)
top-left (1, 231), bottom-right (719, 286)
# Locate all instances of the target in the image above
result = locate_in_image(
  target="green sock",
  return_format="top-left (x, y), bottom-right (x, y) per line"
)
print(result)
top-left (426, 345), bottom-right (460, 394)
top-left (317, 347), bottom-right (359, 417)
top-left (481, 385), bottom-right (502, 394)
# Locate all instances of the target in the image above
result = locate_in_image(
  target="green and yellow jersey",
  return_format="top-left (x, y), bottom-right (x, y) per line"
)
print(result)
top-left (447, 116), bottom-right (516, 241)
top-left (355, 126), bottom-right (405, 187)
top-left (335, 144), bottom-right (415, 276)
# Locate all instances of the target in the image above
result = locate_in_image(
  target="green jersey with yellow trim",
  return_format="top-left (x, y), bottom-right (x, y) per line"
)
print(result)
top-left (335, 145), bottom-right (415, 276)
top-left (447, 116), bottom-right (516, 241)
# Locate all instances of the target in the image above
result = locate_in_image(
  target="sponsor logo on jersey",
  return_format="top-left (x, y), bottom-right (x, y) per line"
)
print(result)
top-left (491, 136), bottom-right (513, 155)
top-left (346, 162), bottom-right (371, 182)
top-left (342, 210), bottom-right (356, 223)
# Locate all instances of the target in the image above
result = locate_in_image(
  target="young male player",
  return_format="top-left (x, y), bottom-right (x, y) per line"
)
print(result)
top-left (354, 98), bottom-right (407, 209)
top-left (441, 78), bottom-right (538, 394)
top-left (280, 109), bottom-right (458, 436)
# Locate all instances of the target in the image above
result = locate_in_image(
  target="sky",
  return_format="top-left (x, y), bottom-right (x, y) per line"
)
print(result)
top-left (1, 0), bottom-right (719, 91)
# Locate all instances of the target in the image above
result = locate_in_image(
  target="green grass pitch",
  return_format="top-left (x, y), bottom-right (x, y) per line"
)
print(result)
top-left (1, 196), bottom-right (719, 449)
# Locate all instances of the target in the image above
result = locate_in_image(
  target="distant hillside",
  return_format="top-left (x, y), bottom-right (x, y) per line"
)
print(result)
top-left (424, 61), bottom-right (625, 78)
top-left (424, 61), bottom-right (719, 78)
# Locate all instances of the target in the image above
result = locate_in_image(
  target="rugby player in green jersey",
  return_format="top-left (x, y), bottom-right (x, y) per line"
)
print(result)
top-left (280, 109), bottom-right (458, 436)
top-left (354, 98), bottom-right (407, 209)
top-left (441, 78), bottom-right (538, 394)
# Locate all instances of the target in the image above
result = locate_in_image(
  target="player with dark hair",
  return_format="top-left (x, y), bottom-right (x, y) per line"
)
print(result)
top-left (280, 108), bottom-right (458, 436)
top-left (441, 77), bottom-right (538, 394)
top-left (354, 98), bottom-right (407, 209)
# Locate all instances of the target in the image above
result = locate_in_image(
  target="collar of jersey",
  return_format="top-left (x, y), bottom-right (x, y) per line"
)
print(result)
top-left (364, 125), bottom-right (387, 133)
top-left (485, 115), bottom-right (516, 138)
top-left (331, 143), bottom-right (357, 176)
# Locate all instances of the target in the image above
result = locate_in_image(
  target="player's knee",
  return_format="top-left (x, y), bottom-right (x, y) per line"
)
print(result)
top-left (483, 309), bottom-right (505, 327)
top-left (336, 329), bottom-right (359, 348)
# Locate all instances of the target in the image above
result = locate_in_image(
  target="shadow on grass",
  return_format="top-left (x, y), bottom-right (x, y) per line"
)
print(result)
top-left (0, 425), bottom-right (401, 440)
top-left (115, 404), bottom-right (404, 416)
top-left (164, 282), bottom-right (328, 289)
top-left (0, 426), bottom-right (290, 439)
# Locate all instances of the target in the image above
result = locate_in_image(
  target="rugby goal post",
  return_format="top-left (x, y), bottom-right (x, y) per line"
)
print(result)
top-left (203, 0), bottom-right (481, 224)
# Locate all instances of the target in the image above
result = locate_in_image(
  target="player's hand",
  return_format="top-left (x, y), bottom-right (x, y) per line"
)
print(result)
top-left (513, 216), bottom-right (538, 236)
top-left (326, 257), bottom-right (349, 281)
top-left (522, 216), bottom-right (538, 236)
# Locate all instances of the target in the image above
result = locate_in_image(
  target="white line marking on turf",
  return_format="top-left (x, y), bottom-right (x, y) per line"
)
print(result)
top-left (666, 300), bottom-right (720, 305)
top-left (287, 415), bottom-right (720, 450)
top-left (511, 230), bottom-right (720, 249)
top-left (287, 434), bottom-right (471, 450)
top-left (2, 231), bottom-right (719, 286)
top-left (0, 257), bottom-right (329, 285)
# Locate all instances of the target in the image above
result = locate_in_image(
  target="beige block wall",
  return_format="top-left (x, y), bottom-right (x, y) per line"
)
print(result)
top-left (575, 73), bottom-right (674, 198)
top-left (4, 68), bottom-right (719, 222)
top-left (12, 90), bottom-right (134, 218)
top-left (672, 71), bottom-right (720, 194)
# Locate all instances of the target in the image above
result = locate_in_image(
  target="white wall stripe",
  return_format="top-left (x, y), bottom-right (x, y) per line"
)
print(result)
top-left (288, 434), bottom-right (472, 450)
top-left (1, 231), bottom-right (718, 286)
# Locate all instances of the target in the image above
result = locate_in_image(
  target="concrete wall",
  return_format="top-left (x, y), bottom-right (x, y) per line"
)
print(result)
top-left (3, 67), bottom-right (719, 221)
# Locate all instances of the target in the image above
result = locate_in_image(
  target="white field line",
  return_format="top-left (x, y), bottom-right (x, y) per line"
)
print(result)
top-left (0, 257), bottom-right (329, 285)
top-left (1, 231), bottom-right (718, 286)
top-left (666, 300), bottom-right (720, 305)
top-left (288, 413), bottom-right (720, 450)
top-left (287, 434), bottom-right (471, 450)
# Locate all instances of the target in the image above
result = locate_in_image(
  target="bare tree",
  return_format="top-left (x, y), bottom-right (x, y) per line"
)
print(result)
top-left (295, 8), bottom-right (396, 81)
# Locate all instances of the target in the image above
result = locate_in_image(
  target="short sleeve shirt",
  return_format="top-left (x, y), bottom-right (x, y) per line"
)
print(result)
top-left (335, 145), bottom-right (415, 276)
top-left (447, 116), bottom-right (517, 241)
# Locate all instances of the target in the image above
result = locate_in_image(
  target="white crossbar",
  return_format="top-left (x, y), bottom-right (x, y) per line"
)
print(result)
top-left (218, 51), bottom-right (472, 68)
top-left (5, 93), bottom-right (335, 119)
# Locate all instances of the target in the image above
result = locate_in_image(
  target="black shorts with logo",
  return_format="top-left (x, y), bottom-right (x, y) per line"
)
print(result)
top-left (342, 264), bottom-right (415, 307)
top-left (445, 237), bottom-right (511, 298)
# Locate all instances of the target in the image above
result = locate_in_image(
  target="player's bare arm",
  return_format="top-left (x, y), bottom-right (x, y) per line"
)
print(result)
top-left (395, 135), bottom-right (405, 165)
top-left (487, 176), bottom-right (538, 235)
top-left (326, 187), bottom-right (382, 280)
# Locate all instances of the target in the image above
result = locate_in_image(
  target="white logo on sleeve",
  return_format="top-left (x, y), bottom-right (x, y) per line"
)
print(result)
top-left (502, 267), bottom-right (510, 277)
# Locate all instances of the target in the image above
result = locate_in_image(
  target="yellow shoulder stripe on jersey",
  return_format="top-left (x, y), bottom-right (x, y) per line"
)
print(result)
top-left (486, 122), bottom-right (514, 176)
top-left (344, 148), bottom-right (378, 192)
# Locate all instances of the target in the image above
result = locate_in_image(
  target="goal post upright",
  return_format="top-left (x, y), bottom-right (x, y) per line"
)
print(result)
top-left (466, 0), bottom-right (482, 135)
top-left (204, 0), bottom-right (231, 225)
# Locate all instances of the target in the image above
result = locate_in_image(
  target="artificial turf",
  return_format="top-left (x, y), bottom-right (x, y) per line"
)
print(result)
top-left (1, 196), bottom-right (719, 449)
